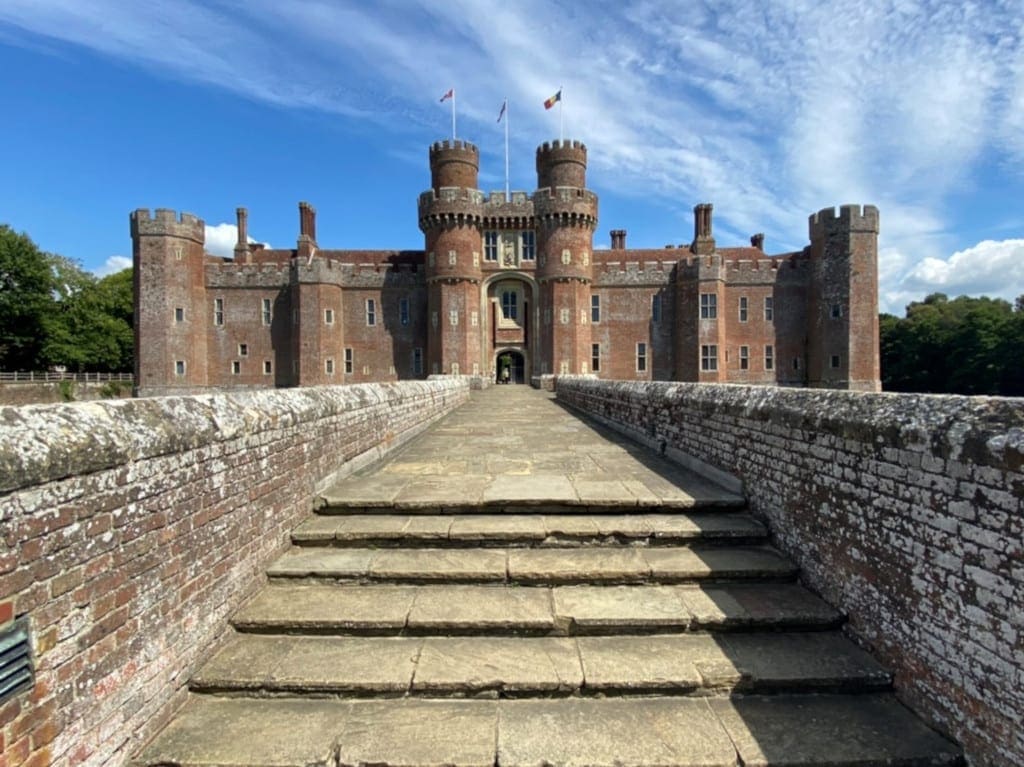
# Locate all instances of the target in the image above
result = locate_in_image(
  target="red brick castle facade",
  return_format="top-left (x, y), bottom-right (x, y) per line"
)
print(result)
top-left (132, 138), bottom-right (880, 396)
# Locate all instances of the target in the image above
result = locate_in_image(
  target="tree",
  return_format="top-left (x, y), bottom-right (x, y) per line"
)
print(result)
top-left (880, 293), bottom-right (1023, 395)
top-left (44, 267), bottom-right (133, 372)
top-left (0, 225), bottom-right (56, 370)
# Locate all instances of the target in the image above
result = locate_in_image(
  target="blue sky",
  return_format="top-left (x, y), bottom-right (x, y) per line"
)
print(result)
top-left (1, 0), bottom-right (1022, 314)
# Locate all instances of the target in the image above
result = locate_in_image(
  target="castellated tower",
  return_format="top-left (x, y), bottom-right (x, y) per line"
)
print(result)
top-left (807, 205), bottom-right (880, 391)
top-left (131, 209), bottom-right (208, 396)
top-left (419, 140), bottom-right (485, 376)
top-left (289, 201), bottom-right (344, 386)
top-left (534, 140), bottom-right (597, 375)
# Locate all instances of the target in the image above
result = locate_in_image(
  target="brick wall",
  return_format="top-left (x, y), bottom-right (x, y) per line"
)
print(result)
top-left (556, 377), bottom-right (1023, 767)
top-left (0, 379), bottom-right (470, 767)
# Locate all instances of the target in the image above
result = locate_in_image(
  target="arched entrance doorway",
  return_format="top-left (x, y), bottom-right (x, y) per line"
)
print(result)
top-left (496, 349), bottom-right (526, 384)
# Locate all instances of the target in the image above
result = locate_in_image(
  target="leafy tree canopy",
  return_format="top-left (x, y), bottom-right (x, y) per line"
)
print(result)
top-left (881, 293), bottom-right (1024, 396)
top-left (0, 225), bottom-right (56, 370)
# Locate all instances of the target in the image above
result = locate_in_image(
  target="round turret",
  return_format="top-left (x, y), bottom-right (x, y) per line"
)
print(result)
top-left (430, 140), bottom-right (480, 191)
top-left (536, 140), bottom-right (587, 189)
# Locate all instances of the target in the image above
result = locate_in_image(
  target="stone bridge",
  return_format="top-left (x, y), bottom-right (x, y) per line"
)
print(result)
top-left (0, 378), bottom-right (1021, 766)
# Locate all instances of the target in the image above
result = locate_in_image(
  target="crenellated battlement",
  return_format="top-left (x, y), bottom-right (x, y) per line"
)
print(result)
top-left (534, 187), bottom-right (598, 230)
top-left (537, 139), bottom-right (586, 154)
top-left (536, 139), bottom-right (587, 190)
top-left (430, 139), bottom-right (480, 191)
top-left (594, 260), bottom-right (674, 287)
top-left (430, 139), bottom-right (478, 156)
top-left (809, 204), bottom-right (880, 238)
top-left (131, 207), bottom-right (205, 243)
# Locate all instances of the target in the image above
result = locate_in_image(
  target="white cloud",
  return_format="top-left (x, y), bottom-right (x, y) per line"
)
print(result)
top-left (204, 223), bottom-right (269, 259)
top-left (901, 239), bottom-right (1024, 301)
top-left (93, 255), bottom-right (131, 277)
top-left (4, 0), bottom-right (1022, 303)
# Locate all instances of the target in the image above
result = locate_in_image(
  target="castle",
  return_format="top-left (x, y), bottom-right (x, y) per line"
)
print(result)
top-left (132, 138), bottom-right (880, 396)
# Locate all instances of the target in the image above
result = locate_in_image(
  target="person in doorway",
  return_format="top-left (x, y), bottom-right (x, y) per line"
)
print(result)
top-left (501, 366), bottom-right (510, 384)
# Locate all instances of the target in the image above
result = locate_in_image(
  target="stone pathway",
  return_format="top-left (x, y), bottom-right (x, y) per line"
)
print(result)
top-left (134, 385), bottom-right (963, 767)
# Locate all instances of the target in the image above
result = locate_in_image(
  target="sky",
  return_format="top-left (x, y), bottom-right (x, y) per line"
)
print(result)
top-left (1, 0), bottom-right (1022, 315)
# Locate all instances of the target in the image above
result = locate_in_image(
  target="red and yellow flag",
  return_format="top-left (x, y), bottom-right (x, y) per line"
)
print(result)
top-left (543, 89), bottom-right (562, 110)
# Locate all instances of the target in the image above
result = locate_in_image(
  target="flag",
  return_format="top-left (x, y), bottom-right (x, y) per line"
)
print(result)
top-left (440, 88), bottom-right (454, 102)
top-left (544, 89), bottom-right (561, 110)
top-left (497, 99), bottom-right (507, 123)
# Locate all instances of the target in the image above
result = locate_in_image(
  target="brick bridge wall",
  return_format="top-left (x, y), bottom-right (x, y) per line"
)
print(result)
top-left (0, 379), bottom-right (470, 767)
top-left (556, 377), bottom-right (1023, 767)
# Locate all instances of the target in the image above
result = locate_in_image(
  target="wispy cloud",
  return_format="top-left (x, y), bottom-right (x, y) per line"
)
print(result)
top-left (204, 223), bottom-right (270, 259)
top-left (93, 255), bottom-right (131, 277)
top-left (3, 0), bottom-right (1021, 312)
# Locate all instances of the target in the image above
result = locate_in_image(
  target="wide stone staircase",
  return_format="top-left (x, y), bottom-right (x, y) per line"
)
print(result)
top-left (135, 388), bottom-right (962, 766)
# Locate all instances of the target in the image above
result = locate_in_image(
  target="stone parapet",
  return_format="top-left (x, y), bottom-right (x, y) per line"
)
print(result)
top-left (555, 377), bottom-right (1023, 767)
top-left (0, 379), bottom-right (470, 766)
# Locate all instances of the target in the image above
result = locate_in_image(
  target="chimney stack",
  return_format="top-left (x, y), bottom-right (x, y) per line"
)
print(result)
top-left (234, 207), bottom-right (251, 262)
top-left (751, 233), bottom-right (765, 251)
top-left (691, 203), bottom-right (715, 255)
top-left (610, 229), bottom-right (627, 250)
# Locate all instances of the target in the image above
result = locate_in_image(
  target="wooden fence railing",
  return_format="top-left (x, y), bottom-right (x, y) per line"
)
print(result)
top-left (0, 372), bottom-right (134, 383)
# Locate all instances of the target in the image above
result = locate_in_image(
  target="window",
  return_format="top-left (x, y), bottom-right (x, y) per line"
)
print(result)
top-left (765, 345), bottom-right (774, 370)
top-left (793, 357), bottom-right (801, 370)
top-left (231, 360), bottom-right (240, 375)
top-left (701, 344), bottom-right (718, 372)
top-left (501, 290), bottom-right (518, 320)
top-left (484, 231), bottom-right (499, 261)
top-left (764, 297), bottom-right (774, 322)
top-left (521, 231), bottom-right (535, 260)
top-left (213, 298), bottom-right (224, 326)
top-left (326, 358), bottom-right (335, 375)
top-left (739, 296), bottom-right (748, 322)
top-left (831, 303), bottom-right (843, 319)
top-left (262, 298), bottom-right (272, 325)
top-left (324, 308), bottom-right (334, 325)
top-left (591, 295), bottom-right (601, 323)
top-left (238, 343), bottom-right (248, 357)
top-left (344, 348), bottom-right (353, 373)
top-left (174, 360), bottom-right (185, 376)
top-left (174, 307), bottom-right (184, 323)
top-left (739, 345), bottom-right (749, 370)
top-left (400, 298), bottom-right (410, 326)
top-left (700, 293), bottom-right (717, 319)
top-left (652, 294), bottom-right (662, 323)
top-left (366, 299), bottom-right (376, 326)
top-left (263, 360), bottom-right (272, 375)
top-left (831, 354), bottom-right (841, 368)
top-left (591, 343), bottom-right (601, 372)
top-left (637, 342), bottom-right (647, 372)
top-left (413, 348), bottom-right (423, 375)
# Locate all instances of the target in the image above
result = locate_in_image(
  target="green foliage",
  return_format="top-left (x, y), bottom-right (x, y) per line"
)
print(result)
top-left (44, 267), bottom-right (134, 372)
top-left (58, 379), bottom-right (76, 402)
top-left (99, 380), bottom-right (129, 398)
top-left (0, 222), bottom-right (133, 373)
top-left (0, 225), bottom-right (56, 369)
top-left (880, 293), bottom-right (1024, 396)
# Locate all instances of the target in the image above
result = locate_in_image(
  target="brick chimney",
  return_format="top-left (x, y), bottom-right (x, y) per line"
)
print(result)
top-left (234, 207), bottom-right (251, 263)
top-left (751, 233), bottom-right (765, 251)
top-left (691, 203), bottom-right (715, 255)
top-left (610, 229), bottom-right (626, 250)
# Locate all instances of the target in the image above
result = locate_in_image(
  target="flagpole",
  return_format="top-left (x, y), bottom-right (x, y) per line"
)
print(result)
top-left (452, 91), bottom-right (457, 140)
top-left (559, 86), bottom-right (564, 142)
top-left (504, 97), bottom-right (510, 199)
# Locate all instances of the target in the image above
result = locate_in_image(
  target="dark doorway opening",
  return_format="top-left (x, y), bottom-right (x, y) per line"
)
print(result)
top-left (496, 350), bottom-right (526, 384)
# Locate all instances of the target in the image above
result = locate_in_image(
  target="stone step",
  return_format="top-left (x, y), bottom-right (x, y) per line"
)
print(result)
top-left (318, 470), bottom-right (746, 514)
top-left (191, 631), bottom-right (892, 697)
top-left (232, 582), bottom-right (843, 636)
top-left (266, 544), bottom-right (797, 585)
top-left (133, 693), bottom-right (962, 767)
top-left (292, 512), bottom-right (768, 547)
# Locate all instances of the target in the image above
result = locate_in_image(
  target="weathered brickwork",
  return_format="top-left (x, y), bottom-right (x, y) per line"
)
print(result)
top-left (134, 140), bottom-right (880, 394)
top-left (556, 377), bottom-right (1023, 767)
top-left (0, 378), bottom-right (469, 767)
